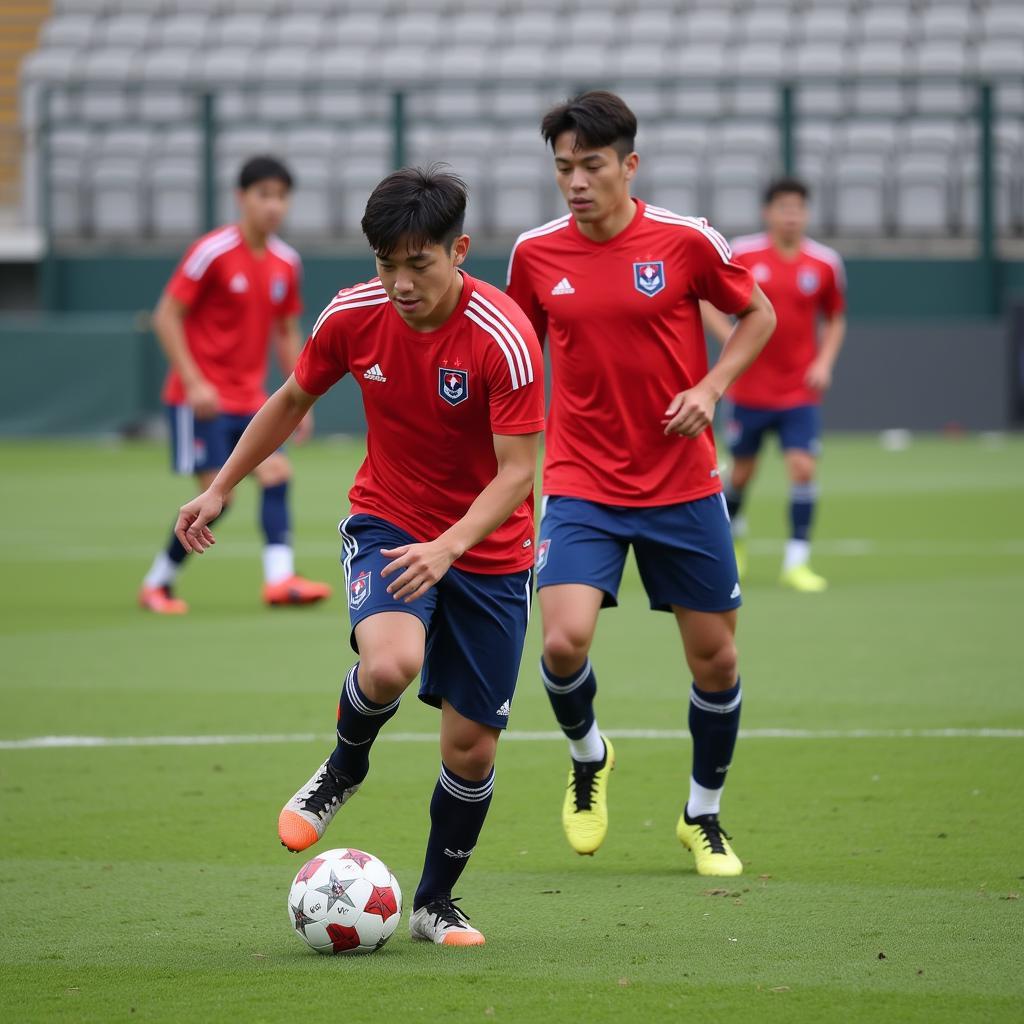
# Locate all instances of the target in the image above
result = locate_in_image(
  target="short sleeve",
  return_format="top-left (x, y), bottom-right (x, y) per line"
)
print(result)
top-left (686, 221), bottom-right (755, 315)
top-left (165, 238), bottom-right (216, 308)
top-left (820, 256), bottom-right (846, 318)
top-left (294, 304), bottom-right (350, 396)
top-left (479, 301), bottom-right (546, 436)
top-left (505, 244), bottom-right (549, 347)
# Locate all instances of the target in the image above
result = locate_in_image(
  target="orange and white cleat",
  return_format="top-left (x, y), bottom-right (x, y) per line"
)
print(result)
top-left (263, 574), bottom-right (333, 607)
top-left (278, 758), bottom-right (361, 853)
top-left (409, 898), bottom-right (485, 947)
top-left (138, 584), bottom-right (188, 615)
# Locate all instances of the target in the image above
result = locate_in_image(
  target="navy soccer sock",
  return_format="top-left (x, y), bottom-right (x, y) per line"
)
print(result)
top-left (414, 763), bottom-right (495, 910)
top-left (260, 482), bottom-right (290, 545)
top-left (789, 482), bottom-right (817, 542)
top-left (328, 665), bottom-right (401, 785)
top-left (540, 658), bottom-right (597, 741)
top-left (165, 529), bottom-right (189, 566)
top-left (686, 679), bottom-right (742, 818)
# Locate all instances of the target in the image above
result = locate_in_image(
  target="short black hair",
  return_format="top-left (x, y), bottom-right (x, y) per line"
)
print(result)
top-left (237, 155), bottom-right (294, 191)
top-left (541, 90), bottom-right (637, 160)
top-left (361, 164), bottom-right (468, 258)
top-left (763, 177), bottom-right (810, 204)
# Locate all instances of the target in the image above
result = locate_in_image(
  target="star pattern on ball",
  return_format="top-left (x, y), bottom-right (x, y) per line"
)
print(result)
top-left (314, 869), bottom-right (358, 913)
top-left (293, 857), bottom-right (324, 885)
top-left (290, 898), bottom-right (315, 937)
top-left (342, 849), bottom-right (374, 869)
top-left (326, 923), bottom-right (361, 953)
top-left (362, 883), bottom-right (398, 921)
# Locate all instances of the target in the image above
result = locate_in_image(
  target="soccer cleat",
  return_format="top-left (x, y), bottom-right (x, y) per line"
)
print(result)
top-left (732, 537), bottom-right (748, 580)
top-left (263, 575), bottom-right (333, 606)
top-left (561, 736), bottom-right (615, 856)
top-left (676, 811), bottom-right (744, 877)
top-left (278, 758), bottom-right (361, 852)
top-left (138, 584), bottom-right (188, 615)
top-left (779, 563), bottom-right (828, 593)
top-left (409, 898), bottom-right (485, 946)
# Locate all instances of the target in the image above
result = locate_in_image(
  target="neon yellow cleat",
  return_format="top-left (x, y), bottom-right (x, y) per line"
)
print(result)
top-left (732, 537), bottom-right (748, 580)
top-left (780, 563), bottom-right (828, 592)
top-left (562, 736), bottom-right (615, 856)
top-left (676, 812), bottom-right (744, 876)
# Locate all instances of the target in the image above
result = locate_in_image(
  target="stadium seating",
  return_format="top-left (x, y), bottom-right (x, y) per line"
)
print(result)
top-left (19, 0), bottom-right (1024, 242)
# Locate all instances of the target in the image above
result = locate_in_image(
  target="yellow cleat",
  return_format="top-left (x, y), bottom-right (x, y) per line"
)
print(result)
top-left (780, 563), bottom-right (827, 592)
top-left (562, 736), bottom-right (615, 856)
top-left (732, 537), bottom-right (748, 580)
top-left (676, 812), bottom-right (744, 876)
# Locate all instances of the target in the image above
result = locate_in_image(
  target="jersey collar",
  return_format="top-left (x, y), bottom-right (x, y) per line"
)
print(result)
top-left (568, 198), bottom-right (645, 249)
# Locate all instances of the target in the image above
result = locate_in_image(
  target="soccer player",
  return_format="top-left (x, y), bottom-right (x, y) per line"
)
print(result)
top-left (506, 92), bottom-right (776, 877)
top-left (702, 178), bottom-right (847, 592)
top-left (174, 167), bottom-right (544, 946)
top-left (139, 155), bottom-right (331, 613)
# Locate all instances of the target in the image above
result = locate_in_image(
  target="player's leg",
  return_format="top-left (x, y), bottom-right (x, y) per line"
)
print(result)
top-left (536, 498), bottom-right (628, 854)
top-left (245, 428), bottom-right (331, 607)
top-left (779, 405), bottom-right (827, 592)
top-left (724, 404), bottom-right (770, 579)
top-left (140, 407), bottom-right (228, 613)
top-left (632, 495), bottom-right (744, 876)
top-left (409, 564), bottom-right (531, 946)
top-left (278, 515), bottom-right (434, 852)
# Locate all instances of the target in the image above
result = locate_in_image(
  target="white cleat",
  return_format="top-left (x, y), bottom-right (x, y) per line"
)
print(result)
top-left (409, 898), bottom-right (485, 946)
top-left (277, 758), bottom-right (361, 853)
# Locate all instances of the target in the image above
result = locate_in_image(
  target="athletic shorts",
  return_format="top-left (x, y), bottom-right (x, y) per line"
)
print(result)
top-left (727, 403), bottom-right (822, 458)
top-left (339, 513), bottom-right (532, 731)
top-left (535, 494), bottom-right (741, 614)
top-left (167, 405), bottom-right (258, 475)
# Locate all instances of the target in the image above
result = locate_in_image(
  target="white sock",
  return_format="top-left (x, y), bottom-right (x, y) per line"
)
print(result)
top-left (686, 777), bottom-right (723, 819)
top-left (783, 538), bottom-right (810, 572)
top-left (144, 552), bottom-right (179, 589)
top-left (263, 544), bottom-right (294, 585)
top-left (731, 514), bottom-right (748, 539)
top-left (568, 720), bottom-right (605, 763)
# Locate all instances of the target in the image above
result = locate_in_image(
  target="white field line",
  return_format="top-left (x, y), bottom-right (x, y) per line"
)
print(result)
top-left (1, 727), bottom-right (1021, 751)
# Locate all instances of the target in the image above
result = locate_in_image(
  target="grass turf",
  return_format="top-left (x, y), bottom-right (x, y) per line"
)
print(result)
top-left (1, 435), bottom-right (1021, 1023)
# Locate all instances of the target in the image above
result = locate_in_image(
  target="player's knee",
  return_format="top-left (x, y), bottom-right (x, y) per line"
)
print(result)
top-left (542, 623), bottom-right (591, 672)
top-left (442, 733), bottom-right (497, 781)
top-left (786, 453), bottom-right (816, 486)
top-left (257, 457), bottom-right (291, 488)
top-left (358, 651), bottom-right (419, 702)
top-left (692, 641), bottom-right (739, 691)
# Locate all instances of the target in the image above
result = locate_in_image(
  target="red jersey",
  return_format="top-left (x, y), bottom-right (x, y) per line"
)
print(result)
top-left (728, 233), bottom-right (846, 410)
top-left (162, 225), bottom-right (303, 414)
top-left (506, 200), bottom-right (754, 507)
top-left (294, 272), bottom-right (545, 575)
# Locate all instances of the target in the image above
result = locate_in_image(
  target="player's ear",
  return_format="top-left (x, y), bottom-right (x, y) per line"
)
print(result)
top-left (623, 151), bottom-right (639, 183)
top-left (451, 234), bottom-right (471, 266)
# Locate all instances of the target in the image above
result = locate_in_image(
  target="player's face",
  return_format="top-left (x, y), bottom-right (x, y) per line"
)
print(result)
top-left (552, 132), bottom-right (637, 224)
top-left (764, 193), bottom-right (808, 245)
top-left (375, 234), bottom-right (471, 330)
top-left (237, 179), bottom-right (290, 237)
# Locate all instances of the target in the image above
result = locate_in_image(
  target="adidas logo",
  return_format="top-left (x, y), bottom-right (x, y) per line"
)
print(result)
top-left (363, 363), bottom-right (387, 383)
top-left (730, 582), bottom-right (741, 599)
top-left (229, 273), bottom-right (248, 293)
top-left (550, 277), bottom-right (575, 295)
top-left (443, 847), bottom-right (474, 859)
top-left (496, 700), bottom-right (510, 717)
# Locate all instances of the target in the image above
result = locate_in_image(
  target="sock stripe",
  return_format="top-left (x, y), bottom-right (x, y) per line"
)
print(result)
top-left (345, 667), bottom-right (401, 717)
top-left (439, 765), bottom-right (495, 803)
top-left (791, 483), bottom-right (818, 502)
top-left (540, 658), bottom-right (592, 695)
top-left (690, 687), bottom-right (742, 715)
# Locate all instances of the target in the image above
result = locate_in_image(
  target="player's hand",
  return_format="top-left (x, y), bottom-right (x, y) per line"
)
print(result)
top-left (380, 540), bottom-right (458, 603)
top-left (663, 384), bottom-right (718, 437)
top-left (805, 359), bottom-right (833, 392)
top-left (291, 411), bottom-right (314, 445)
top-left (174, 489), bottom-right (224, 554)
top-left (185, 378), bottom-right (220, 420)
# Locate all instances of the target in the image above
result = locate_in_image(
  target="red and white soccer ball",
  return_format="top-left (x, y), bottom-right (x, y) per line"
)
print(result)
top-left (287, 847), bottom-right (402, 955)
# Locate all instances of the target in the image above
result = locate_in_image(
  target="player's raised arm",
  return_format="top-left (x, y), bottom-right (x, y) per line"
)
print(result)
top-left (175, 374), bottom-right (317, 552)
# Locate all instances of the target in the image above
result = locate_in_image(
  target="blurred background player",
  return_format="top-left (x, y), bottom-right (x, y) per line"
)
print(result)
top-left (507, 92), bottom-right (775, 876)
top-left (175, 167), bottom-right (544, 946)
top-left (139, 155), bottom-right (331, 613)
top-left (702, 179), bottom-right (847, 593)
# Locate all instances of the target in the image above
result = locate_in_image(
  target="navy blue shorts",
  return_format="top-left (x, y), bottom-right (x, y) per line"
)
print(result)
top-left (535, 494), bottom-right (741, 614)
top-left (727, 403), bottom-right (822, 458)
top-left (338, 513), bottom-right (532, 730)
top-left (167, 405), bottom-right (257, 475)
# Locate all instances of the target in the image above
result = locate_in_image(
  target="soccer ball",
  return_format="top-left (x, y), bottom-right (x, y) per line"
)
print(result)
top-left (287, 847), bottom-right (402, 955)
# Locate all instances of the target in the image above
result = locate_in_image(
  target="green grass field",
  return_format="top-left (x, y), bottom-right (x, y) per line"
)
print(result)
top-left (1, 435), bottom-right (1022, 1023)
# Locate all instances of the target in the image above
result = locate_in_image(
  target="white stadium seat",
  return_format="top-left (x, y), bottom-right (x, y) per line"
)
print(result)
top-left (834, 152), bottom-right (890, 234)
top-left (894, 150), bottom-right (954, 234)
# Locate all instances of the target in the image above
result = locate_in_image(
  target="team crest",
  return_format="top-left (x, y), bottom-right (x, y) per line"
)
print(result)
top-left (270, 274), bottom-right (287, 303)
top-left (439, 367), bottom-right (469, 406)
top-left (633, 260), bottom-right (666, 298)
top-left (348, 570), bottom-right (371, 610)
top-left (536, 538), bottom-right (551, 572)
top-left (797, 267), bottom-right (820, 294)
